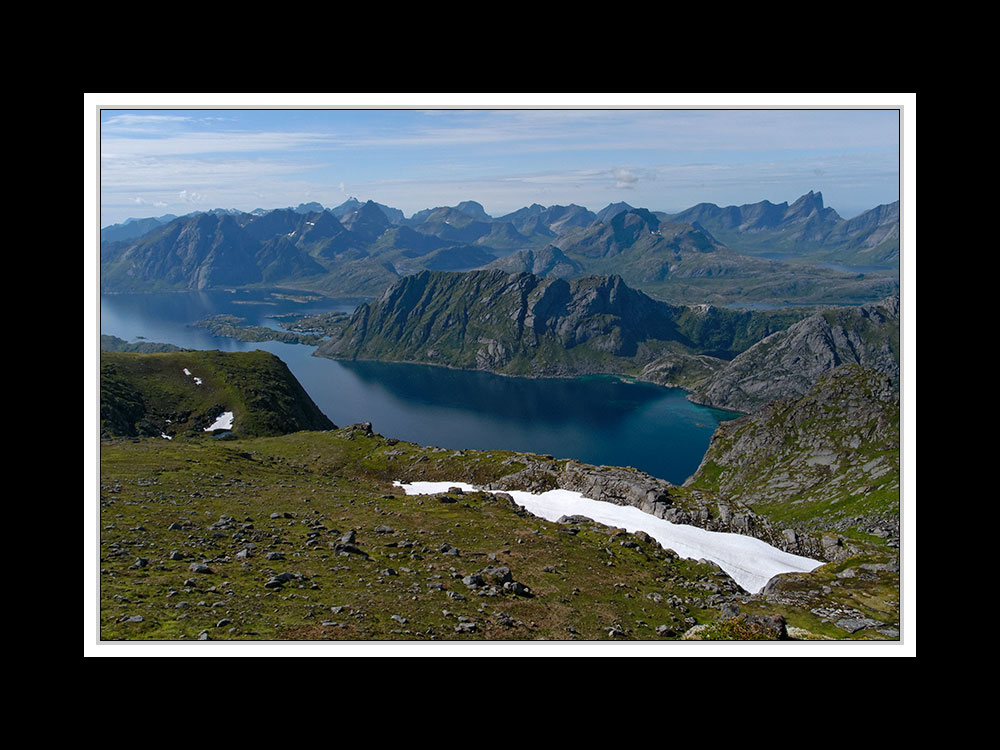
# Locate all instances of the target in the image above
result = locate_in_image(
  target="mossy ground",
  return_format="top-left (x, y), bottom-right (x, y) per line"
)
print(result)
top-left (98, 429), bottom-right (747, 642)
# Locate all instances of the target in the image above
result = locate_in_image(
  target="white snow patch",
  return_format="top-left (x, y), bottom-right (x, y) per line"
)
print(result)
top-left (393, 481), bottom-right (823, 593)
top-left (161, 433), bottom-right (172, 440)
top-left (204, 411), bottom-right (234, 431)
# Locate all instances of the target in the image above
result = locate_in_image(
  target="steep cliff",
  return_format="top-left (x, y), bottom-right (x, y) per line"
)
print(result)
top-left (315, 269), bottom-right (800, 388)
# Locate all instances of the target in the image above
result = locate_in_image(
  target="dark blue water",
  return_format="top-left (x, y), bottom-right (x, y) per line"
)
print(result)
top-left (99, 289), bottom-right (739, 483)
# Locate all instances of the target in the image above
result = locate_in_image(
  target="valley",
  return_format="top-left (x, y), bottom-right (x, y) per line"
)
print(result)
top-left (95, 191), bottom-right (905, 645)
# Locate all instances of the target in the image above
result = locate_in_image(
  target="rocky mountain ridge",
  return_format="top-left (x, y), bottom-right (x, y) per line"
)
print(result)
top-left (663, 191), bottom-right (900, 265)
top-left (689, 295), bottom-right (900, 413)
top-left (100, 193), bottom-right (900, 306)
top-left (315, 269), bottom-right (807, 388)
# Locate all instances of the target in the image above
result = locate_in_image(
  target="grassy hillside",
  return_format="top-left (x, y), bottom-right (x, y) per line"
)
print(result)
top-left (100, 349), bottom-right (335, 439)
top-left (98, 425), bottom-right (899, 642)
top-left (96, 350), bottom-right (901, 643)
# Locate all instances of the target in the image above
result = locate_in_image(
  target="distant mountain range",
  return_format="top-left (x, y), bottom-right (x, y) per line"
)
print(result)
top-left (100, 192), bottom-right (900, 306)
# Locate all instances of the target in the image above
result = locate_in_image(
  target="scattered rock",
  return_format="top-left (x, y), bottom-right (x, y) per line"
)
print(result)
top-left (264, 572), bottom-right (297, 588)
top-left (462, 573), bottom-right (485, 589)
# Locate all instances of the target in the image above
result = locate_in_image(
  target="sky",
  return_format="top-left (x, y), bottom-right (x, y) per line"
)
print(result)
top-left (93, 95), bottom-right (904, 227)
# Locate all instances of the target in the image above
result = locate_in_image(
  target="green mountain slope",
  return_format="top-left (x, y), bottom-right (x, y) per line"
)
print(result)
top-left (315, 270), bottom-right (806, 388)
top-left (100, 349), bottom-right (335, 439)
top-left (688, 365), bottom-right (900, 542)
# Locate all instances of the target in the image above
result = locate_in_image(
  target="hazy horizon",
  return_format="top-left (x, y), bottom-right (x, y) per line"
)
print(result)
top-left (97, 104), bottom-right (901, 228)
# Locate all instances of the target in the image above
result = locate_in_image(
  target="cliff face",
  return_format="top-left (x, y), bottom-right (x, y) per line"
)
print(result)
top-left (318, 270), bottom-right (683, 372)
top-left (315, 270), bottom-right (799, 387)
top-left (689, 296), bottom-right (900, 414)
top-left (687, 364), bottom-right (900, 547)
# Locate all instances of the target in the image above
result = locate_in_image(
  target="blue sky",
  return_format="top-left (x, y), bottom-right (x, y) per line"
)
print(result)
top-left (96, 97), bottom-right (902, 227)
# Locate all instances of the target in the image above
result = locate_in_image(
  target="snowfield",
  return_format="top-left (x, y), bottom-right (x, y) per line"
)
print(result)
top-left (204, 411), bottom-right (234, 431)
top-left (394, 480), bottom-right (823, 593)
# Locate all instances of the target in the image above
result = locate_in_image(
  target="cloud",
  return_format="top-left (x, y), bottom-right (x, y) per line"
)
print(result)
top-left (130, 196), bottom-right (167, 207)
top-left (612, 167), bottom-right (639, 189)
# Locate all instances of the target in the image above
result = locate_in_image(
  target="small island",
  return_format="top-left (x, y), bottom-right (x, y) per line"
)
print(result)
top-left (194, 312), bottom-right (350, 345)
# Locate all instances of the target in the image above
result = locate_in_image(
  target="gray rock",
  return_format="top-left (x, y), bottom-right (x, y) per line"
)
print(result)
top-left (188, 562), bottom-right (213, 575)
top-left (835, 616), bottom-right (881, 634)
top-left (264, 572), bottom-right (297, 588)
top-left (480, 565), bottom-right (513, 585)
top-left (462, 574), bottom-right (485, 589)
top-left (503, 581), bottom-right (532, 597)
top-left (338, 530), bottom-right (356, 545)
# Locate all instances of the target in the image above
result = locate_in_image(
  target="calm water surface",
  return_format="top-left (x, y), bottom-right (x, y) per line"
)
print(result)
top-left (99, 289), bottom-right (739, 484)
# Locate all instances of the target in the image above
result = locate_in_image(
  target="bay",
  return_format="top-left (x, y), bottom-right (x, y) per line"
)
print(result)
top-left (99, 289), bottom-right (739, 484)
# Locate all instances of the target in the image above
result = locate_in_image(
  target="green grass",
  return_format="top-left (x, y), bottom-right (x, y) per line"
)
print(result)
top-left (98, 430), bottom-right (753, 642)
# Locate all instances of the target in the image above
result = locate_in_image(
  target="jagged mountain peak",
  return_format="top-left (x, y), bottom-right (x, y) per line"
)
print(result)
top-left (596, 201), bottom-right (635, 223)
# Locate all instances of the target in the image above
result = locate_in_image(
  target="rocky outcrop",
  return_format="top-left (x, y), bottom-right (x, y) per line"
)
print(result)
top-left (483, 455), bottom-right (837, 562)
top-left (687, 364), bottom-right (900, 546)
top-left (689, 295), bottom-right (899, 413)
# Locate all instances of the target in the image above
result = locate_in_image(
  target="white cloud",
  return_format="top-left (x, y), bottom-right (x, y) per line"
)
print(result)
top-left (179, 190), bottom-right (206, 204)
top-left (612, 167), bottom-right (639, 189)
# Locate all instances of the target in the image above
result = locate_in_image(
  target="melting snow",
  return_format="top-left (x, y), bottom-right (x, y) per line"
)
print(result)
top-left (393, 481), bottom-right (823, 593)
top-left (204, 411), bottom-right (234, 431)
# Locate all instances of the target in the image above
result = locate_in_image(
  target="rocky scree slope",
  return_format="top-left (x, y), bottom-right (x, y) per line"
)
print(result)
top-left (688, 364), bottom-right (901, 548)
top-left (689, 295), bottom-right (900, 414)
